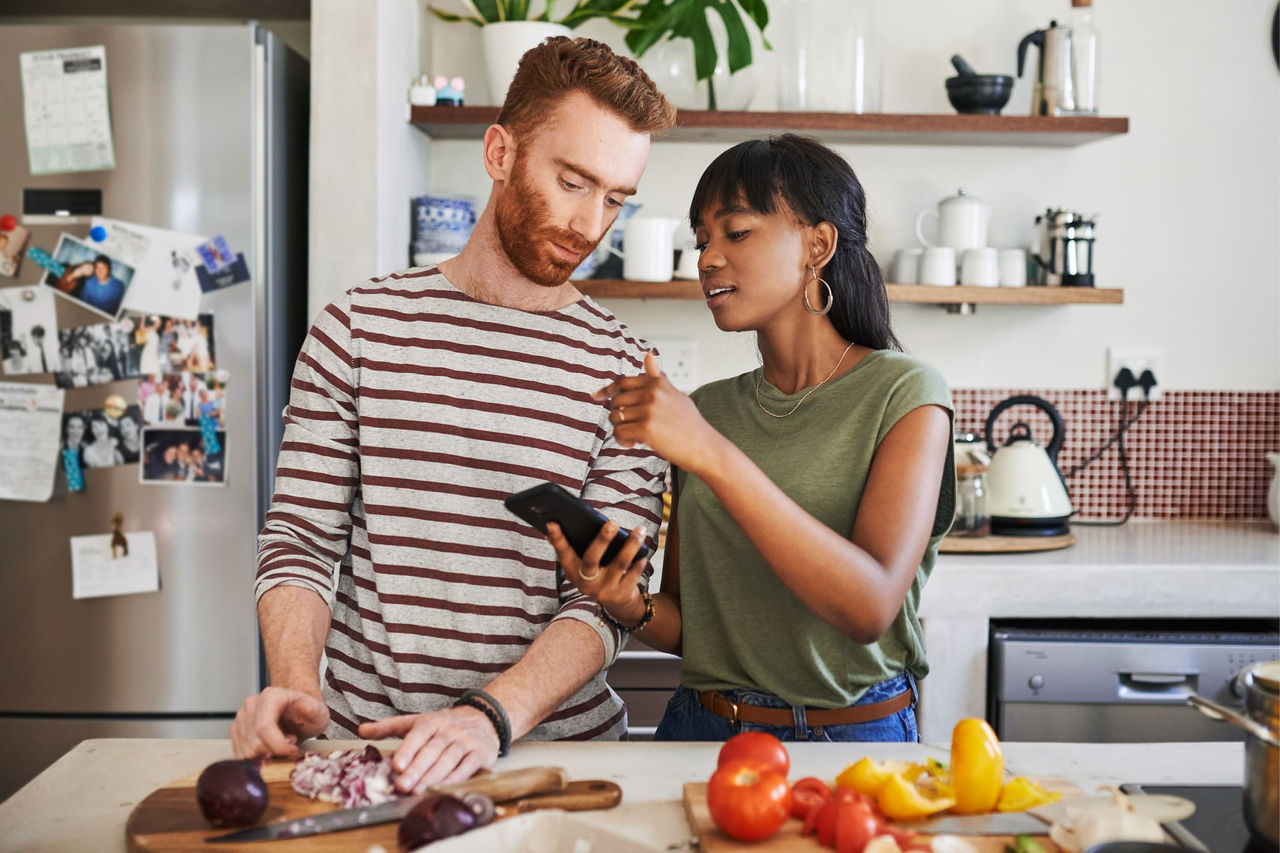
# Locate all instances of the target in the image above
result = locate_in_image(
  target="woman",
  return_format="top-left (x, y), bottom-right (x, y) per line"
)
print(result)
top-left (551, 135), bottom-right (955, 742)
top-left (117, 410), bottom-right (143, 463)
top-left (82, 413), bottom-right (124, 468)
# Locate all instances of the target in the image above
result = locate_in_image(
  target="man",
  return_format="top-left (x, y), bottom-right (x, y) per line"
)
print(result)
top-left (79, 255), bottom-right (127, 316)
top-left (232, 37), bottom-right (675, 793)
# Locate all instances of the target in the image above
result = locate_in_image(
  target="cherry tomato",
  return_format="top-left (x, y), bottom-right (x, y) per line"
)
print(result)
top-left (717, 731), bottom-right (791, 777)
top-left (835, 797), bottom-right (883, 853)
top-left (706, 760), bottom-right (792, 842)
top-left (790, 776), bottom-right (834, 819)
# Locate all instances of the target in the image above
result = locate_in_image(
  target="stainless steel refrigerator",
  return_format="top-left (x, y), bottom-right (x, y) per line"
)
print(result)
top-left (0, 23), bottom-right (308, 801)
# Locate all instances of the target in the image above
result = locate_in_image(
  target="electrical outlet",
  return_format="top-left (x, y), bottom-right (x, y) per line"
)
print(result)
top-left (1106, 346), bottom-right (1164, 401)
top-left (647, 337), bottom-right (699, 393)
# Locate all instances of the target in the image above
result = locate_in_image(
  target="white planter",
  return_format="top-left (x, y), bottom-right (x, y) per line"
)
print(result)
top-left (481, 21), bottom-right (571, 105)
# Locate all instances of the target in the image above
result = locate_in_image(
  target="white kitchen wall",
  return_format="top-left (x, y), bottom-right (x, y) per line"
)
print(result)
top-left (310, 0), bottom-right (1280, 393)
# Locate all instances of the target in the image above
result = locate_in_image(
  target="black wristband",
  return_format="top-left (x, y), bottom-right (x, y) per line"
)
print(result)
top-left (453, 688), bottom-right (511, 757)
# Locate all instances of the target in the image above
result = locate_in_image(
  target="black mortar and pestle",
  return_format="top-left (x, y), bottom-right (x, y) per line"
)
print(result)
top-left (946, 54), bottom-right (1013, 115)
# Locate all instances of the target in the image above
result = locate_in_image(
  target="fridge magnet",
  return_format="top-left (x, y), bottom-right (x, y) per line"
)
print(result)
top-left (194, 237), bottom-right (251, 293)
top-left (92, 218), bottom-right (205, 320)
top-left (109, 512), bottom-right (128, 558)
top-left (26, 246), bottom-right (64, 278)
top-left (0, 223), bottom-right (30, 278)
top-left (52, 317), bottom-right (136, 389)
top-left (140, 426), bottom-right (226, 485)
top-left (69, 530), bottom-right (159, 600)
top-left (41, 233), bottom-right (136, 320)
top-left (0, 381), bottom-right (66, 502)
top-left (139, 370), bottom-right (227, 428)
top-left (62, 446), bottom-right (85, 492)
top-left (20, 46), bottom-right (117, 176)
top-left (200, 412), bottom-right (221, 455)
top-left (0, 285), bottom-right (62, 375)
top-left (63, 403), bottom-right (142, 469)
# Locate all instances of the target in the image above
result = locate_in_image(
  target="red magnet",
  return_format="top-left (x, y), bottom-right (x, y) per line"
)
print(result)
top-left (0, 214), bottom-right (16, 232)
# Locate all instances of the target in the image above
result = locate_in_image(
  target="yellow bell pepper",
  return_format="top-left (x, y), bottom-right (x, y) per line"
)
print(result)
top-left (949, 718), bottom-right (1005, 814)
top-left (835, 757), bottom-right (924, 796)
top-left (996, 776), bottom-right (1062, 812)
top-left (876, 771), bottom-right (956, 820)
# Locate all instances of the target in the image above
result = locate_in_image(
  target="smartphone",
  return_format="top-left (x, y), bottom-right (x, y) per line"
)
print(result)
top-left (504, 482), bottom-right (651, 565)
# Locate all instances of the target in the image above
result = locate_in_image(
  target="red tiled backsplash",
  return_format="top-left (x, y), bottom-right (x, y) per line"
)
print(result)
top-left (952, 389), bottom-right (1280, 520)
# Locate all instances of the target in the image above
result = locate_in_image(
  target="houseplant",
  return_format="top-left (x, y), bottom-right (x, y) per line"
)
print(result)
top-left (428, 0), bottom-right (770, 109)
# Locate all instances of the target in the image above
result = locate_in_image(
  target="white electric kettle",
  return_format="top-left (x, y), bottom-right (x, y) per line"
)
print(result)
top-left (983, 395), bottom-right (1073, 536)
top-left (915, 188), bottom-right (992, 252)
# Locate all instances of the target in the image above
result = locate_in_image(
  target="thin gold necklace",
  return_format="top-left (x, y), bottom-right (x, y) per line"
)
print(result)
top-left (755, 340), bottom-right (858, 418)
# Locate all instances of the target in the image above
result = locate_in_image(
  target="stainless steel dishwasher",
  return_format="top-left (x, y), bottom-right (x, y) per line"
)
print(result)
top-left (988, 619), bottom-right (1279, 742)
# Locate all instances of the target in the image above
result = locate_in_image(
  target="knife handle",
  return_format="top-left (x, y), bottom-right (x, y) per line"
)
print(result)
top-left (433, 765), bottom-right (568, 803)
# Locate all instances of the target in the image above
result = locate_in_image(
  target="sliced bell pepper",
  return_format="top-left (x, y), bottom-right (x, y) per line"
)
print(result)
top-left (835, 757), bottom-right (928, 797)
top-left (875, 772), bottom-right (956, 821)
top-left (996, 776), bottom-right (1062, 812)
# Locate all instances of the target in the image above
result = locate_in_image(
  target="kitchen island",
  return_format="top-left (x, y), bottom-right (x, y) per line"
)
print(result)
top-left (918, 520), bottom-right (1279, 742)
top-left (0, 737), bottom-right (1244, 851)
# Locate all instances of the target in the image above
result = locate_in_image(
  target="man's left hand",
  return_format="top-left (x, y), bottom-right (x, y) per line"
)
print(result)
top-left (358, 705), bottom-right (500, 792)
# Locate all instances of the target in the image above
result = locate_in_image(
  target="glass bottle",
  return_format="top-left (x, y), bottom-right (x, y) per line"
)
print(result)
top-left (1067, 0), bottom-right (1100, 114)
top-left (954, 463), bottom-right (990, 537)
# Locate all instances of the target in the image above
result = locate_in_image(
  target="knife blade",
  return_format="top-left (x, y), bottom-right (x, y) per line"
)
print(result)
top-left (205, 765), bottom-right (569, 844)
top-left (893, 811), bottom-right (1051, 836)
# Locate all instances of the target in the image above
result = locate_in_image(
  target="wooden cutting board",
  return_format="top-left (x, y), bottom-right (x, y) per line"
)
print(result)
top-left (126, 757), bottom-right (618, 852)
top-left (683, 776), bottom-right (1081, 853)
top-left (938, 532), bottom-right (1076, 553)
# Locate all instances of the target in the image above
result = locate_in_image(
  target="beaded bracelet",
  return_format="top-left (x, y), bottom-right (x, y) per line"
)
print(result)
top-left (599, 592), bottom-right (654, 633)
top-left (453, 688), bottom-right (512, 756)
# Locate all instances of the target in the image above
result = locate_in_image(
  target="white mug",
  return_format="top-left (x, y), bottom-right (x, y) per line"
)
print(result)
top-left (998, 248), bottom-right (1028, 287)
top-left (891, 247), bottom-right (923, 284)
top-left (918, 246), bottom-right (956, 286)
top-left (674, 248), bottom-right (701, 280)
top-left (960, 248), bottom-right (999, 286)
top-left (616, 217), bottom-right (679, 282)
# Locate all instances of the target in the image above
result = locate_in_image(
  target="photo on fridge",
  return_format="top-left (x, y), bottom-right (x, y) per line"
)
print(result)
top-left (52, 319), bottom-right (136, 388)
top-left (0, 224), bottom-right (30, 278)
top-left (0, 286), bottom-right (62, 375)
top-left (41, 233), bottom-right (136, 320)
top-left (140, 426), bottom-right (226, 485)
top-left (138, 370), bottom-right (228, 428)
top-left (126, 312), bottom-right (217, 376)
top-left (61, 404), bottom-right (144, 469)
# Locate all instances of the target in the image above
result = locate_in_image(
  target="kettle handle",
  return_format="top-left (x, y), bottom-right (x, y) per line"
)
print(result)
top-left (984, 394), bottom-right (1066, 464)
top-left (1016, 29), bottom-right (1045, 78)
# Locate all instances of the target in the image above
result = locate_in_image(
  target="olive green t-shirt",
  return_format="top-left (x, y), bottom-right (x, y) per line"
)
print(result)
top-left (675, 349), bottom-right (955, 708)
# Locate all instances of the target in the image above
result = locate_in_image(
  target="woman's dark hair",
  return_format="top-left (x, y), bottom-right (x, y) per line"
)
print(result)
top-left (689, 134), bottom-right (901, 352)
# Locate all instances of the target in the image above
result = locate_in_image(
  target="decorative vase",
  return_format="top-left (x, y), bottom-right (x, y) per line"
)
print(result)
top-left (774, 0), bottom-right (881, 112)
top-left (640, 17), bottom-right (757, 111)
top-left (481, 21), bottom-right (571, 104)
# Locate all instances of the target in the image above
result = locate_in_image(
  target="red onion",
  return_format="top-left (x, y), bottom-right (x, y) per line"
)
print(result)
top-left (195, 758), bottom-right (269, 827)
top-left (461, 790), bottom-right (495, 827)
top-left (397, 793), bottom-right (477, 850)
top-left (290, 745), bottom-right (398, 808)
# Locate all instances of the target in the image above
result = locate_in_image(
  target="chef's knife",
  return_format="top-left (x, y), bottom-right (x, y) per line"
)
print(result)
top-left (893, 811), bottom-right (1051, 836)
top-left (205, 765), bottom-right (569, 844)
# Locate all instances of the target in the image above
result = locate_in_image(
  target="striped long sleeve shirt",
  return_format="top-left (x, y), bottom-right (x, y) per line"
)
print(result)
top-left (255, 268), bottom-right (668, 741)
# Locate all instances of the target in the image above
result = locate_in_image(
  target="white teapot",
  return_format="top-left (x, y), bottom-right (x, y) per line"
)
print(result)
top-left (915, 188), bottom-right (992, 252)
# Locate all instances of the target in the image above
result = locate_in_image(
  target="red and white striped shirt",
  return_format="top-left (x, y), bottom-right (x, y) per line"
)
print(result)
top-left (255, 268), bottom-right (667, 741)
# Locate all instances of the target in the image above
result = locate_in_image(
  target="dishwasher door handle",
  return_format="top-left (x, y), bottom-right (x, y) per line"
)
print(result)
top-left (1116, 672), bottom-right (1198, 702)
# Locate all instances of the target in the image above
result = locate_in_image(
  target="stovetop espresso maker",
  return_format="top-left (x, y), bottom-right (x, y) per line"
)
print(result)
top-left (1032, 209), bottom-right (1096, 287)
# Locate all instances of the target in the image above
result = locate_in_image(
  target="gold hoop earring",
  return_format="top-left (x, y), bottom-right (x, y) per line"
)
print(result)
top-left (802, 266), bottom-right (834, 316)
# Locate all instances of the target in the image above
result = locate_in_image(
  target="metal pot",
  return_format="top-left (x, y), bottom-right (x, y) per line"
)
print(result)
top-left (1188, 660), bottom-right (1280, 849)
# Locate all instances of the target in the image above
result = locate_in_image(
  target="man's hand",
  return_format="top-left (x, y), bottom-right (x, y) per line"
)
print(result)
top-left (231, 686), bottom-right (330, 759)
top-left (359, 706), bottom-right (500, 793)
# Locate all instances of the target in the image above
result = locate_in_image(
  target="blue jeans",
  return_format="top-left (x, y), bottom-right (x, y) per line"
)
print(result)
top-left (653, 672), bottom-right (918, 743)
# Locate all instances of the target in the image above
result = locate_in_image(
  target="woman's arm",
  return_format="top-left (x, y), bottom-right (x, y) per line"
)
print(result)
top-left (601, 354), bottom-right (951, 643)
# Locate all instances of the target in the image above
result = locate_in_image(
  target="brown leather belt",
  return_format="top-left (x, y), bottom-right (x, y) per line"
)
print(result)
top-left (697, 688), bottom-right (912, 727)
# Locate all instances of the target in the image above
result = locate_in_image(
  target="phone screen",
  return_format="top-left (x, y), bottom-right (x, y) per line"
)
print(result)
top-left (504, 482), bottom-right (650, 565)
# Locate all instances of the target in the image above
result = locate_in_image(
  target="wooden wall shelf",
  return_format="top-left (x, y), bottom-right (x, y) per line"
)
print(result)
top-left (575, 279), bottom-right (1124, 306)
top-left (410, 106), bottom-right (1129, 147)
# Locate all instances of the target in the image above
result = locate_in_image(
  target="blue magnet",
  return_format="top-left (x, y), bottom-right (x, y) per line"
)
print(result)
top-left (89, 225), bottom-right (108, 242)
top-left (63, 448), bottom-right (84, 492)
top-left (200, 412), bottom-right (221, 455)
top-left (27, 246), bottom-right (65, 278)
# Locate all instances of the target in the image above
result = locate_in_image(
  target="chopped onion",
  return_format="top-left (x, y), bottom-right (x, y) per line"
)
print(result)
top-left (290, 745), bottom-right (400, 808)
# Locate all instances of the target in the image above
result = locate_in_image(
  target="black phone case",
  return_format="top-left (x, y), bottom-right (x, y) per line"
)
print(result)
top-left (504, 482), bottom-right (650, 565)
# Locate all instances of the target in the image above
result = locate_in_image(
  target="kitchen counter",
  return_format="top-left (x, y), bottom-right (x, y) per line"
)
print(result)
top-left (918, 520), bottom-right (1280, 741)
top-left (0, 737), bottom-right (1244, 852)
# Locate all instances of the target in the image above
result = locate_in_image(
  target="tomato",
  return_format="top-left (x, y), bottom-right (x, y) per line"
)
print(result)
top-left (835, 796), bottom-right (882, 853)
top-left (706, 760), bottom-right (792, 842)
top-left (790, 776), bottom-right (833, 819)
top-left (717, 731), bottom-right (790, 777)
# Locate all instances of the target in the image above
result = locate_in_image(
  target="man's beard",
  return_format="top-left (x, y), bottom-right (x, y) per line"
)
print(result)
top-left (494, 158), bottom-right (600, 288)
